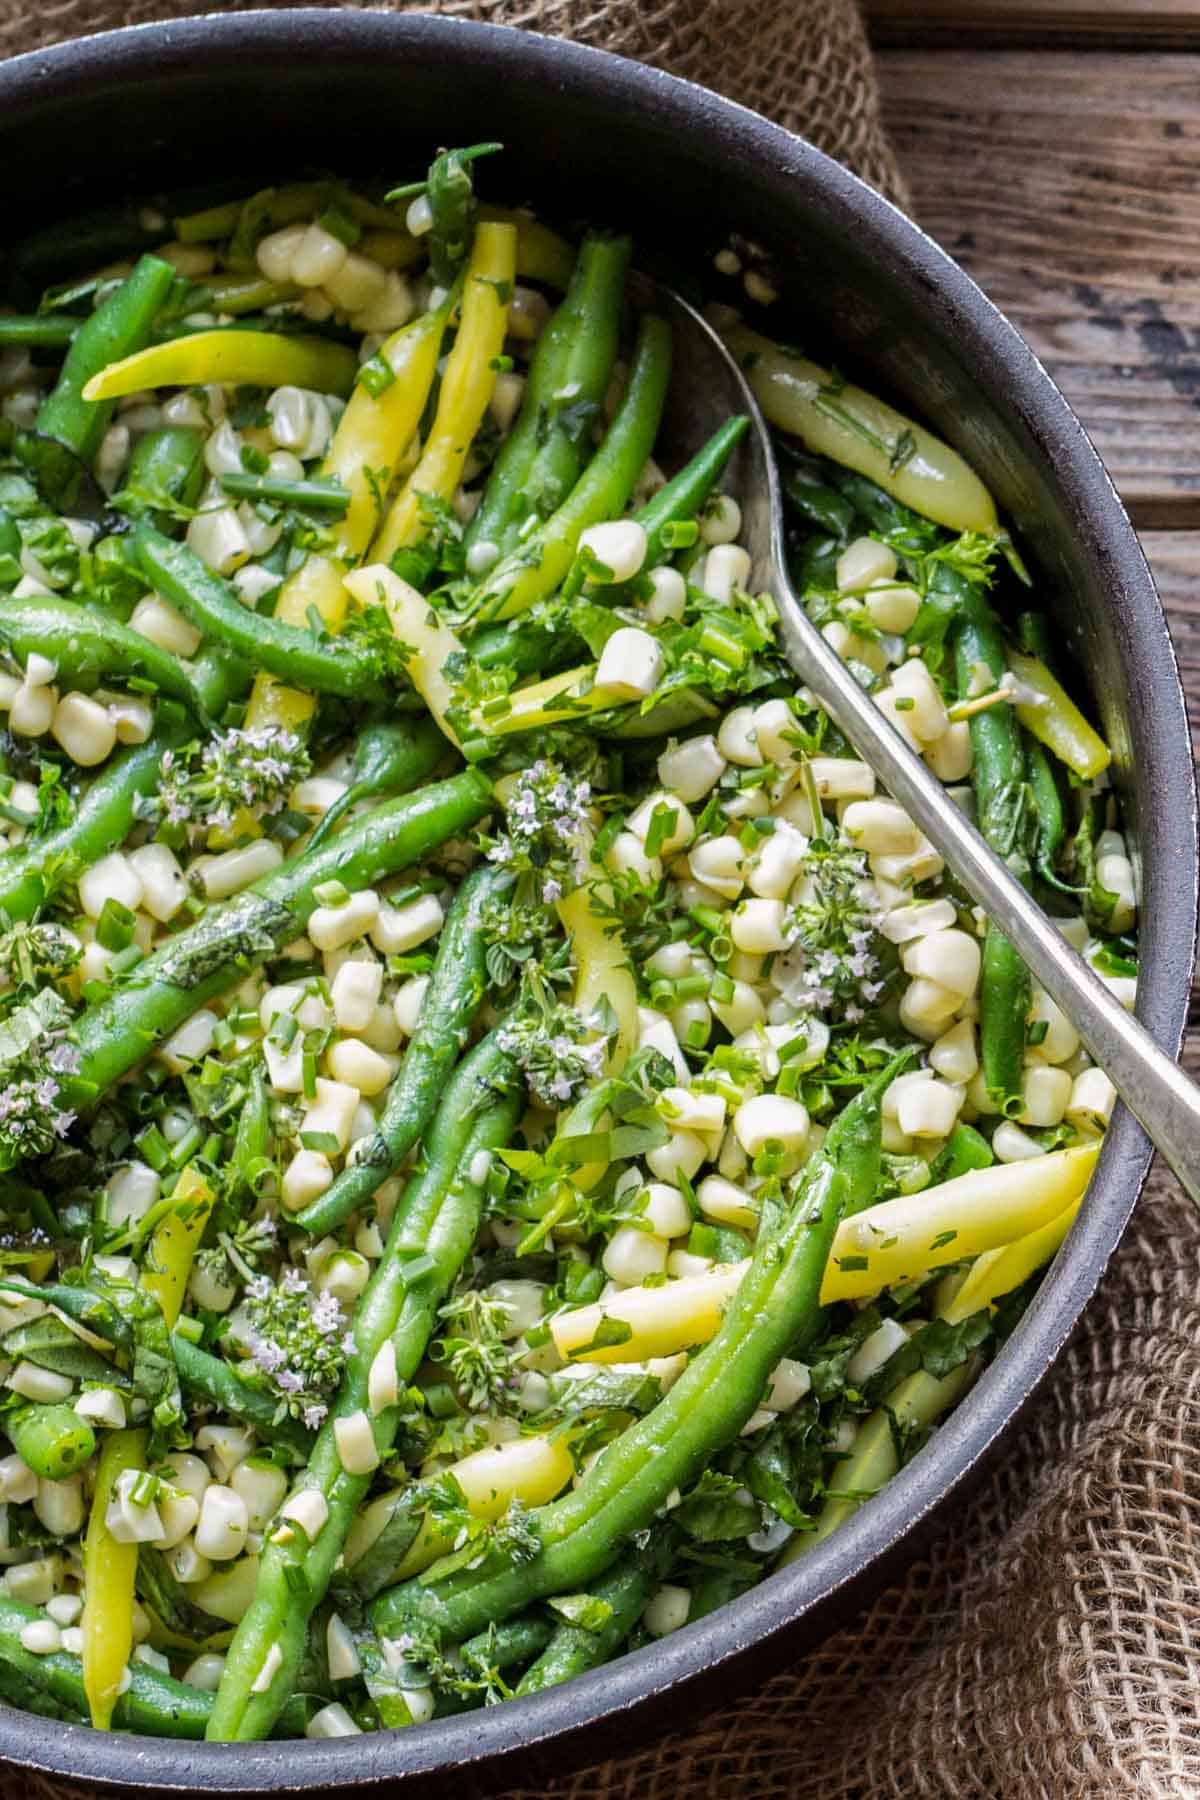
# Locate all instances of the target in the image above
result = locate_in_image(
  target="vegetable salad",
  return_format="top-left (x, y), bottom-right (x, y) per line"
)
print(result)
top-left (0, 145), bottom-right (1135, 1741)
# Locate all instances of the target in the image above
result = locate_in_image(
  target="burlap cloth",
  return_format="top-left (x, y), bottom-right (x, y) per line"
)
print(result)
top-left (1, 1), bottom-right (1196, 1794)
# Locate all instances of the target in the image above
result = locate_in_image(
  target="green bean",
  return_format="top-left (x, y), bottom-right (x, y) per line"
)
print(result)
top-left (830, 468), bottom-right (934, 545)
top-left (608, 688), bottom-right (721, 740)
top-left (371, 1053), bottom-right (902, 1648)
top-left (132, 525), bottom-right (389, 703)
top-left (977, 929), bottom-right (1029, 1114)
top-left (0, 512), bottom-right (19, 565)
top-left (579, 415), bottom-right (751, 613)
top-left (303, 718), bottom-right (447, 854)
top-left (0, 1280), bottom-right (313, 1464)
top-left (206, 1028), bottom-right (524, 1741)
top-left (466, 233), bottom-right (631, 555)
top-left (35, 255), bottom-right (177, 505)
top-left (0, 1278), bottom-right (130, 1350)
top-left (0, 1652), bottom-right (77, 1721)
top-left (953, 577), bottom-right (1031, 1115)
top-left (196, 276), bottom-right (300, 316)
top-left (5, 1403), bottom-right (95, 1479)
top-left (0, 316), bottom-right (77, 349)
top-left (0, 304), bottom-right (303, 352)
top-left (292, 861), bottom-right (507, 1234)
top-left (469, 312), bottom-right (673, 623)
top-left (63, 769), bottom-right (493, 1111)
top-left (603, 414), bottom-right (750, 596)
top-left (0, 645), bottom-right (247, 924)
top-left (229, 1066), bottom-right (271, 1204)
top-left (1025, 734), bottom-right (1073, 892)
top-left (0, 1591), bottom-right (307, 1738)
top-left (929, 1121), bottom-right (994, 1184)
top-left (218, 472), bottom-right (351, 514)
top-left (779, 459), bottom-right (857, 542)
top-left (121, 425), bottom-right (206, 527)
top-left (171, 1336), bottom-right (314, 1464)
top-left (469, 617), bottom-right (583, 680)
top-left (0, 724), bottom-right (181, 924)
top-left (0, 599), bottom-right (212, 718)
top-left (459, 1614), bottom-right (555, 1681)
top-left (514, 1548), bottom-right (667, 1695)
top-left (1016, 610), bottom-right (1056, 666)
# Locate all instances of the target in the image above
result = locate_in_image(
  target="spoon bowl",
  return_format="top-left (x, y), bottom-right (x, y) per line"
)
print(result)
top-left (640, 271), bottom-right (1200, 1208)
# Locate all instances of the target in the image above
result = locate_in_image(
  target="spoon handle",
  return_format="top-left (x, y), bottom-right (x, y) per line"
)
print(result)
top-left (774, 582), bottom-right (1200, 1206)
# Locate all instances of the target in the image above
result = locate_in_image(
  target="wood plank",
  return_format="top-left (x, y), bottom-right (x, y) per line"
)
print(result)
top-left (876, 51), bottom-right (1200, 525)
top-left (867, 0), bottom-right (1200, 47)
top-left (1137, 531), bottom-right (1200, 758)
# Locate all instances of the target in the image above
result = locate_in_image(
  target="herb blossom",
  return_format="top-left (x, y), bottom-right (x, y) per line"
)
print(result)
top-left (484, 759), bottom-right (592, 903)
top-left (158, 725), bottom-right (311, 832)
top-left (774, 830), bottom-right (884, 1019)
top-left (242, 1268), bottom-right (354, 1430)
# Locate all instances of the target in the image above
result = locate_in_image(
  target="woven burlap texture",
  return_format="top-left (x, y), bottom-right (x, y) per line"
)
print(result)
top-left (0, 2), bottom-right (1192, 1796)
top-left (0, 0), bottom-right (909, 209)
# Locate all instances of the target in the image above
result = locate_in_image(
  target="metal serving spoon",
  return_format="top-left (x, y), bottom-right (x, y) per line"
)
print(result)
top-left (644, 275), bottom-right (1200, 1207)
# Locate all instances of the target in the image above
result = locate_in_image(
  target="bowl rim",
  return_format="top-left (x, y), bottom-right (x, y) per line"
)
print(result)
top-left (0, 8), bottom-right (1195, 1789)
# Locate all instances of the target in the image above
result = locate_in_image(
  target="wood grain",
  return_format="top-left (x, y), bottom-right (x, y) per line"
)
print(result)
top-left (1137, 532), bottom-right (1200, 755)
top-left (867, 0), bottom-right (1200, 48)
top-left (876, 51), bottom-right (1200, 526)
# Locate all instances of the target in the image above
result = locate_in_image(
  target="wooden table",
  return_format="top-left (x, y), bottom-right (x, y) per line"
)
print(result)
top-left (866, 2), bottom-right (1200, 786)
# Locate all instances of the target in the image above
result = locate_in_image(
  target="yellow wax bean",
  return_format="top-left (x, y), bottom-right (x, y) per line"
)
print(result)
top-left (472, 663), bottom-right (630, 738)
top-left (1007, 650), bottom-right (1112, 780)
top-left (344, 563), bottom-right (465, 749)
top-left (83, 1162), bottom-right (214, 1725)
top-left (555, 865), bottom-right (639, 1193)
top-left (550, 1262), bottom-right (749, 1364)
top-left (82, 330), bottom-right (358, 403)
top-left (141, 1163), bottom-right (213, 1331)
top-left (344, 1432), bottom-right (575, 1577)
top-left (559, 877), bottom-right (638, 1076)
top-left (324, 293), bottom-right (456, 557)
top-left (939, 1196), bottom-right (1082, 1325)
top-left (82, 1426), bottom-right (147, 1729)
top-left (233, 297), bottom-right (451, 777)
top-left (820, 1144), bottom-right (1099, 1305)
top-left (787, 1194), bottom-right (1084, 1559)
top-left (247, 553), bottom-right (348, 721)
top-left (724, 323), bottom-right (998, 537)
top-left (371, 220), bottom-right (516, 561)
top-left (481, 206), bottom-right (576, 290)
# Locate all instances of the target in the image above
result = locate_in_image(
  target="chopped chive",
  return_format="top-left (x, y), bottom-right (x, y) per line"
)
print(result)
top-left (96, 897), bottom-right (137, 953)
top-left (168, 1124), bottom-right (203, 1168)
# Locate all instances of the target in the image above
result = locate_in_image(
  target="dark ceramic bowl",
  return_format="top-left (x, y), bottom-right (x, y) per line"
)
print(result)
top-left (0, 11), bottom-right (1193, 1793)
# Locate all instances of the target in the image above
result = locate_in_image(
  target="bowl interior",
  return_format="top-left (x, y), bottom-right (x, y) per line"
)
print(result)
top-left (0, 11), bottom-right (1194, 1792)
